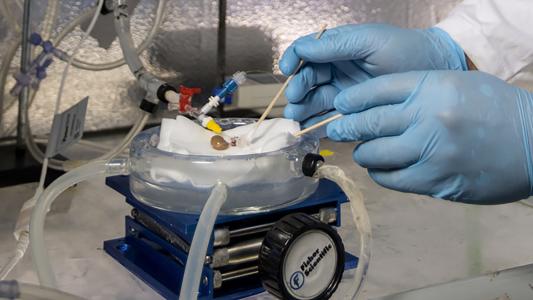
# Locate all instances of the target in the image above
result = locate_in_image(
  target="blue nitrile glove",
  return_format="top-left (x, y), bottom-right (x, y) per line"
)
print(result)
top-left (327, 71), bottom-right (533, 204)
top-left (280, 23), bottom-right (467, 132)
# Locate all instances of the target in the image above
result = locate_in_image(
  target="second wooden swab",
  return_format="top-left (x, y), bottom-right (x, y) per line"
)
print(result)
top-left (292, 113), bottom-right (342, 137)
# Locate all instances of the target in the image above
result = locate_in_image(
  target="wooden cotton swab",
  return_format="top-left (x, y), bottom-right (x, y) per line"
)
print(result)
top-left (253, 24), bottom-right (328, 131)
top-left (293, 113), bottom-right (342, 137)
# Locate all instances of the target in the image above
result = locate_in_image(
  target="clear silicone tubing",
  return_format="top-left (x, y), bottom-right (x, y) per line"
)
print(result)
top-left (316, 165), bottom-right (372, 300)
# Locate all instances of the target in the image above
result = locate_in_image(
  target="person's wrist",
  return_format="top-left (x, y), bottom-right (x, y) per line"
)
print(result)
top-left (424, 27), bottom-right (468, 71)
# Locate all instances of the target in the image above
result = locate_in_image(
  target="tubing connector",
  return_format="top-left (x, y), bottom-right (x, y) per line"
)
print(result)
top-left (0, 280), bottom-right (20, 299)
top-left (114, 0), bottom-right (179, 112)
top-left (203, 117), bottom-right (222, 134)
top-left (10, 32), bottom-right (64, 97)
top-left (302, 153), bottom-right (325, 177)
top-left (105, 158), bottom-right (130, 175)
top-left (192, 71), bottom-right (247, 133)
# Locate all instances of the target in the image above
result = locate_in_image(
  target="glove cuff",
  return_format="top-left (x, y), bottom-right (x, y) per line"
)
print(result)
top-left (516, 90), bottom-right (533, 196)
top-left (425, 27), bottom-right (468, 72)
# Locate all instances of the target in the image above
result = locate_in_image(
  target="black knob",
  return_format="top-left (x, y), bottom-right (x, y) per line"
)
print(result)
top-left (258, 213), bottom-right (345, 300)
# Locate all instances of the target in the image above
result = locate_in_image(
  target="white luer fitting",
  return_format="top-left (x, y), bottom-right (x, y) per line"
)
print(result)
top-left (232, 71), bottom-right (247, 85)
top-left (164, 90), bottom-right (180, 103)
top-left (199, 96), bottom-right (221, 115)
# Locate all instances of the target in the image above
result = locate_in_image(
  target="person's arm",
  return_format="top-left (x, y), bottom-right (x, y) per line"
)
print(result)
top-left (437, 0), bottom-right (533, 80)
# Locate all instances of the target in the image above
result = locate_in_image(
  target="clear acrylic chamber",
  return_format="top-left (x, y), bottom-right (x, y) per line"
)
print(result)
top-left (129, 118), bottom-right (320, 214)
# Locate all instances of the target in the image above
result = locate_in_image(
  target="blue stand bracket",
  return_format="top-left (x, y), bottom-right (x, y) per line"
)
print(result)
top-left (104, 175), bottom-right (358, 299)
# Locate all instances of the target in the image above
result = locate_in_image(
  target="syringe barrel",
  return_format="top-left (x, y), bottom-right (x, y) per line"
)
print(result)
top-left (216, 81), bottom-right (238, 98)
top-left (215, 71), bottom-right (247, 99)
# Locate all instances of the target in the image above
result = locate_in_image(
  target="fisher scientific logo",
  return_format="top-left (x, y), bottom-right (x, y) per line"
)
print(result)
top-left (289, 271), bottom-right (305, 290)
top-left (300, 243), bottom-right (333, 277)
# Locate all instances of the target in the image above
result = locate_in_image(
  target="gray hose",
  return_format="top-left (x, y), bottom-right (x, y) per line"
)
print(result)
top-left (1, 5), bottom-right (150, 170)
top-left (0, 232), bottom-right (29, 280)
top-left (0, 0), bottom-right (59, 127)
top-left (0, 2), bottom-right (21, 32)
top-left (62, 0), bottom-right (166, 71)
top-left (40, 0), bottom-right (60, 41)
top-left (0, 7), bottom-right (94, 128)
top-left (30, 159), bottom-right (129, 288)
top-left (0, 40), bottom-right (21, 128)
top-left (113, 0), bottom-right (166, 100)
top-left (179, 182), bottom-right (228, 300)
top-left (0, 280), bottom-right (86, 300)
top-left (315, 165), bottom-right (372, 300)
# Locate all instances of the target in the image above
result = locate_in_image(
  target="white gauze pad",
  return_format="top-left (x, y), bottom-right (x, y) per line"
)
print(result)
top-left (151, 116), bottom-right (301, 187)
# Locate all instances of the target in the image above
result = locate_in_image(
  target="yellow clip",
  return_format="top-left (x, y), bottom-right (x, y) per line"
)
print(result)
top-left (206, 119), bottom-right (222, 134)
top-left (319, 149), bottom-right (335, 157)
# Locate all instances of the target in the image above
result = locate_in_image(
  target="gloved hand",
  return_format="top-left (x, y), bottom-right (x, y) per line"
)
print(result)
top-left (327, 71), bottom-right (533, 204)
top-left (280, 23), bottom-right (467, 129)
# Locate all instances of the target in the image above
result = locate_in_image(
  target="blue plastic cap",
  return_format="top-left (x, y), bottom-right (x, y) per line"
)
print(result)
top-left (29, 33), bottom-right (42, 45)
top-left (36, 69), bottom-right (47, 80)
top-left (42, 41), bottom-right (54, 53)
top-left (216, 80), bottom-right (238, 98)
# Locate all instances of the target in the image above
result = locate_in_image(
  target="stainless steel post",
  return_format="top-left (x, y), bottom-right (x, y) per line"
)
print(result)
top-left (16, 0), bottom-right (32, 151)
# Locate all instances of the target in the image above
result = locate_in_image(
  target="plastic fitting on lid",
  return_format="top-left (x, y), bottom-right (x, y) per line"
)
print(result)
top-left (302, 153), bottom-right (325, 177)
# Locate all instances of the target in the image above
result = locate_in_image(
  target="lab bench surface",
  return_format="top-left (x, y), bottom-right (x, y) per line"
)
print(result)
top-left (1, 139), bottom-right (533, 299)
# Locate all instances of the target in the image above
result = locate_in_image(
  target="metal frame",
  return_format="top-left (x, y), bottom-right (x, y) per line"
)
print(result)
top-left (104, 175), bottom-right (358, 299)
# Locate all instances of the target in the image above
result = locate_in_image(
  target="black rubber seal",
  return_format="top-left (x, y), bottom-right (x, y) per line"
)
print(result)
top-left (156, 83), bottom-right (177, 103)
